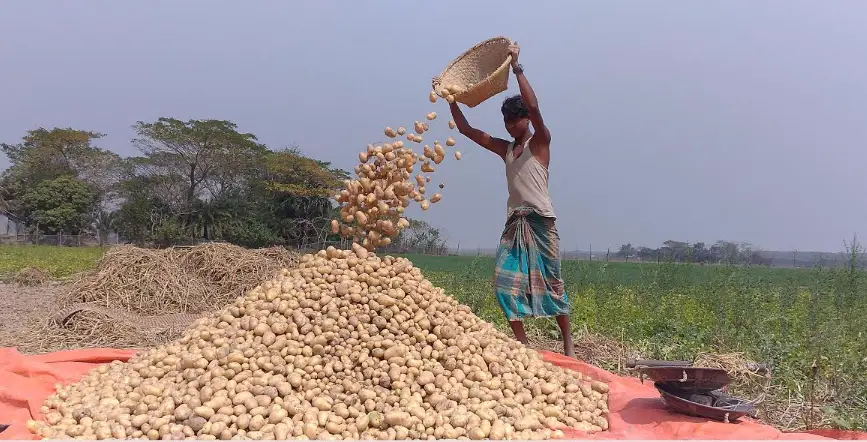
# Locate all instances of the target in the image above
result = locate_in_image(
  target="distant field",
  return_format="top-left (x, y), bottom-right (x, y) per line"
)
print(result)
top-left (0, 245), bottom-right (104, 279)
top-left (2, 245), bottom-right (865, 430)
top-left (404, 253), bottom-right (866, 431)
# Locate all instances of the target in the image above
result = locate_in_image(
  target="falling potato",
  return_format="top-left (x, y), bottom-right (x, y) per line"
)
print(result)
top-left (421, 200), bottom-right (430, 210)
top-left (431, 193), bottom-right (442, 203)
top-left (446, 95), bottom-right (455, 104)
top-left (448, 120), bottom-right (456, 129)
top-left (439, 183), bottom-right (445, 189)
top-left (384, 127), bottom-right (397, 138)
top-left (429, 91), bottom-right (437, 103)
top-left (446, 137), bottom-right (456, 147)
top-left (434, 144), bottom-right (445, 157)
top-left (455, 151), bottom-right (462, 160)
top-left (426, 112), bottom-right (437, 121)
top-left (397, 126), bottom-right (407, 135)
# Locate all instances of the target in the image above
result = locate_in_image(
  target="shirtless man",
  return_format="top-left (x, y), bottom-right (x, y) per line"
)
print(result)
top-left (447, 42), bottom-right (575, 358)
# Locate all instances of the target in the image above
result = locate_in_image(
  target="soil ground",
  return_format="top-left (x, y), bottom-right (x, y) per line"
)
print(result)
top-left (0, 282), bottom-right (65, 349)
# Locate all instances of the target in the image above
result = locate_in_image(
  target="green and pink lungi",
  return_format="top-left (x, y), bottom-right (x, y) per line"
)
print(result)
top-left (493, 207), bottom-right (570, 321)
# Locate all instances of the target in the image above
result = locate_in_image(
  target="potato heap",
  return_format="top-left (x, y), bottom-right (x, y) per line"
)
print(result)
top-left (30, 246), bottom-right (609, 440)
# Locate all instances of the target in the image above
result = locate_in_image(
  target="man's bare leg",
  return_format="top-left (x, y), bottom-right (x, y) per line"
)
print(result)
top-left (508, 320), bottom-right (529, 345)
top-left (556, 314), bottom-right (576, 358)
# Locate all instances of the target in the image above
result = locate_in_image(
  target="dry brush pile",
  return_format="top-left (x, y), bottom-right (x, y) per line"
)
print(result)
top-left (16, 243), bottom-right (299, 353)
top-left (14, 266), bottom-right (50, 286)
top-left (29, 245), bottom-right (610, 440)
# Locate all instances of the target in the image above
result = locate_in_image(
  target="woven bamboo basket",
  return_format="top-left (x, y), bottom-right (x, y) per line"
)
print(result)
top-left (432, 37), bottom-right (513, 108)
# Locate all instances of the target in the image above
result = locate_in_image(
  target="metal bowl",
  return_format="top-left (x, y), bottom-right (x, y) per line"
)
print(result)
top-left (655, 382), bottom-right (756, 422)
top-left (640, 366), bottom-right (731, 392)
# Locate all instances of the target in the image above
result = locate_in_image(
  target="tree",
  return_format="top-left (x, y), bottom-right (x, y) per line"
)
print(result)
top-left (1, 128), bottom-right (123, 233)
top-left (691, 242), bottom-right (709, 263)
top-left (257, 148), bottom-right (348, 247)
top-left (637, 246), bottom-right (656, 261)
top-left (660, 240), bottom-right (690, 261)
top-left (131, 118), bottom-right (267, 222)
top-left (616, 243), bottom-right (636, 261)
top-left (20, 176), bottom-right (96, 234)
top-left (113, 175), bottom-right (174, 244)
top-left (712, 240), bottom-right (741, 264)
top-left (392, 219), bottom-right (447, 254)
top-left (1, 127), bottom-right (106, 186)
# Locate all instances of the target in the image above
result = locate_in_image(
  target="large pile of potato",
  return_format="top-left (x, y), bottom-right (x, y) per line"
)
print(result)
top-left (30, 246), bottom-right (609, 440)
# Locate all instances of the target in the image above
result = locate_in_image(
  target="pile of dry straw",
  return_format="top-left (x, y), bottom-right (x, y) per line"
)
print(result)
top-left (14, 267), bottom-right (49, 286)
top-left (17, 243), bottom-right (299, 353)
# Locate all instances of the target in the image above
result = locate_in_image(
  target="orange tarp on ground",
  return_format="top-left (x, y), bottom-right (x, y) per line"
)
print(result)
top-left (1, 347), bottom-right (864, 440)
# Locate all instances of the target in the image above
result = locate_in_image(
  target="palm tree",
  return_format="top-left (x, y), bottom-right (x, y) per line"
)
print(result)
top-left (92, 208), bottom-right (116, 246)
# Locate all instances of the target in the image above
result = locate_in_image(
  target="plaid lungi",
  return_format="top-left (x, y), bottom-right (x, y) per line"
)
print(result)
top-left (493, 207), bottom-right (569, 321)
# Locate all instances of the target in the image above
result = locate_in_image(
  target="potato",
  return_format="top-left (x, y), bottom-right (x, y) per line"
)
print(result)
top-left (446, 137), bottom-right (456, 147)
top-left (455, 151), bottom-right (462, 160)
top-left (434, 144), bottom-right (445, 158)
top-left (446, 94), bottom-right (455, 104)
top-left (448, 120), bottom-right (456, 129)
top-left (426, 112), bottom-right (437, 120)
top-left (429, 91), bottom-right (437, 103)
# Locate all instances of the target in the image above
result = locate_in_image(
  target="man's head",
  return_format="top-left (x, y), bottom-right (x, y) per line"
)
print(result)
top-left (501, 94), bottom-right (530, 139)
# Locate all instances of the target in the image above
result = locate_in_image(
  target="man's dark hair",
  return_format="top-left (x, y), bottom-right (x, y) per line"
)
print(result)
top-left (501, 94), bottom-right (529, 120)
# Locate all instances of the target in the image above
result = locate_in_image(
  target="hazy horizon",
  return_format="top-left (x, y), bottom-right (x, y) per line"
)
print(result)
top-left (2, 1), bottom-right (866, 253)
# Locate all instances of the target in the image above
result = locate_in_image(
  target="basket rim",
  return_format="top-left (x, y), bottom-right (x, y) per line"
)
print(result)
top-left (432, 36), bottom-right (513, 97)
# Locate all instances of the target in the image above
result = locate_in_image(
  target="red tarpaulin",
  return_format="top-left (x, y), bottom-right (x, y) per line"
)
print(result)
top-left (1, 347), bottom-right (864, 440)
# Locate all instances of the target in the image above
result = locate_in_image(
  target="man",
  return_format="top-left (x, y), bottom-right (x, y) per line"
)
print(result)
top-left (448, 42), bottom-right (575, 358)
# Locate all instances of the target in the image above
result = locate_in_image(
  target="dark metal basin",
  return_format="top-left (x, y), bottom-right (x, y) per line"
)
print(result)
top-left (640, 366), bottom-right (731, 392)
top-left (655, 382), bottom-right (756, 423)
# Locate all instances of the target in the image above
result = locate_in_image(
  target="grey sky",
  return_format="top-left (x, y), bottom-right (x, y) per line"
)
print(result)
top-left (2, 1), bottom-right (865, 253)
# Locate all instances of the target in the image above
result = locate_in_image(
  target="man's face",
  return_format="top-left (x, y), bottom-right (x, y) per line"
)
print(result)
top-left (504, 116), bottom-right (529, 139)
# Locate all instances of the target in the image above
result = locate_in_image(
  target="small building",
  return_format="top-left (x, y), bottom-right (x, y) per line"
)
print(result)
top-left (0, 211), bottom-right (24, 237)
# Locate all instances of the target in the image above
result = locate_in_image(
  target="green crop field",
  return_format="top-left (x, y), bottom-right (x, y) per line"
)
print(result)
top-left (0, 245), bottom-right (105, 280)
top-left (1, 245), bottom-right (864, 430)
top-left (405, 253), bottom-right (866, 431)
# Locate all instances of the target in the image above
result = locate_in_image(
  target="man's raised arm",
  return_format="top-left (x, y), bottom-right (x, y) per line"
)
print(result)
top-left (449, 102), bottom-right (509, 160)
top-left (510, 43), bottom-right (550, 145)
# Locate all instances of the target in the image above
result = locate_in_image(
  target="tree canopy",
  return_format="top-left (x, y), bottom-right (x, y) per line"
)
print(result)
top-left (0, 119), bottom-right (447, 250)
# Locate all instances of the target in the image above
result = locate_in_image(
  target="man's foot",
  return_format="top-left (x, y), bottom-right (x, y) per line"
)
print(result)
top-left (555, 314), bottom-right (577, 359)
top-left (508, 320), bottom-right (529, 345)
top-left (563, 342), bottom-right (577, 359)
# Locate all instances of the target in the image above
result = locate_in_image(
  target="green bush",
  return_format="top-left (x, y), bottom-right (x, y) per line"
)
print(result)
top-left (222, 221), bottom-right (280, 249)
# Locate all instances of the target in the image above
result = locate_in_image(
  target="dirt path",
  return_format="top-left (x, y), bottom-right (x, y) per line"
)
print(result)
top-left (0, 282), bottom-right (66, 349)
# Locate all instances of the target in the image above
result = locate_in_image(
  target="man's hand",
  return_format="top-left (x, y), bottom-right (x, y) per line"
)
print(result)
top-left (509, 42), bottom-right (520, 68)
